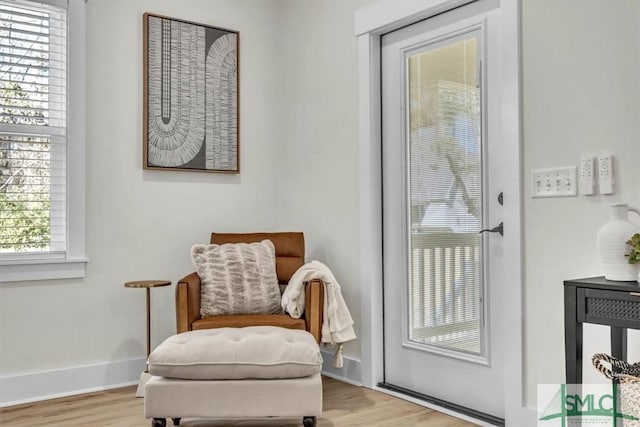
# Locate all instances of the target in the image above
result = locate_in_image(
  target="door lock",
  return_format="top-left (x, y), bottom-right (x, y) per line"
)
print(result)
top-left (479, 222), bottom-right (503, 236)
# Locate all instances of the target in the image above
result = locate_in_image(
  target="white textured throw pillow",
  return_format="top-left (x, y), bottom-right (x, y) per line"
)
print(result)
top-left (193, 239), bottom-right (282, 317)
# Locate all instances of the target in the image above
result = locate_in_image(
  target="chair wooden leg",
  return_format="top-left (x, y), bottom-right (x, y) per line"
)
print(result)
top-left (303, 416), bottom-right (317, 426)
top-left (151, 418), bottom-right (166, 427)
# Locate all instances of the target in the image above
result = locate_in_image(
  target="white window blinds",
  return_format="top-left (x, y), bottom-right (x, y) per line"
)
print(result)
top-left (0, 0), bottom-right (67, 256)
top-left (407, 35), bottom-right (483, 355)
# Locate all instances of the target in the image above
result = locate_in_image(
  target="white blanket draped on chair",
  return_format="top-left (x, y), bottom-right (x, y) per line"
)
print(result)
top-left (281, 261), bottom-right (357, 368)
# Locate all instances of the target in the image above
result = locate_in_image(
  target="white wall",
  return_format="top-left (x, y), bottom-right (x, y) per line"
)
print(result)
top-left (274, 0), bottom-right (378, 362)
top-left (2, 0), bottom-right (640, 414)
top-left (0, 0), bottom-right (379, 398)
top-left (523, 0), bottom-right (640, 405)
top-left (0, 0), bottom-right (281, 380)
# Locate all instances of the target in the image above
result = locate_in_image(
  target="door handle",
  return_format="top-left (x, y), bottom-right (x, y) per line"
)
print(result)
top-left (479, 222), bottom-right (503, 236)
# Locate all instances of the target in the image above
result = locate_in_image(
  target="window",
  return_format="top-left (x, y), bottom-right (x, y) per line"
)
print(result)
top-left (0, 0), bottom-right (86, 282)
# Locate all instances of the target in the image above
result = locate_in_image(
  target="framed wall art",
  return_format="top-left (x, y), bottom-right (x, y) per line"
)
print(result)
top-left (143, 13), bottom-right (239, 173)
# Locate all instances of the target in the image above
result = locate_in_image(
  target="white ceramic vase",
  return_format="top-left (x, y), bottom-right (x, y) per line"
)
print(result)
top-left (596, 203), bottom-right (640, 281)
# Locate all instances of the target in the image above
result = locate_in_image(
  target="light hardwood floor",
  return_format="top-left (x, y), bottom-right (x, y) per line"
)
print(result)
top-left (0, 377), bottom-right (476, 426)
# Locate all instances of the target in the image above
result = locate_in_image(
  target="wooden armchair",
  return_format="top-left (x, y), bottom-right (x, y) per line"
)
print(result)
top-left (175, 232), bottom-right (324, 342)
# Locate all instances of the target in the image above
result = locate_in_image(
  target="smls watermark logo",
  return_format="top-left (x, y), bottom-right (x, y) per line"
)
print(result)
top-left (538, 384), bottom-right (639, 427)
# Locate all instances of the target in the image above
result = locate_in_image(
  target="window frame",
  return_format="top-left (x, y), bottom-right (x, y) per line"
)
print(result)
top-left (0, 0), bottom-right (87, 283)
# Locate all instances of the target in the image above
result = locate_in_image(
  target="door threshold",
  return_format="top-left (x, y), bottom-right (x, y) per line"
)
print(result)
top-left (377, 382), bottom-right (505, 426)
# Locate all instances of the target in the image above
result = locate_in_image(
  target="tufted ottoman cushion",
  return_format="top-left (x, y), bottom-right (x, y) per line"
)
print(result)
top-left (148, 326), bottom-right (322, 380)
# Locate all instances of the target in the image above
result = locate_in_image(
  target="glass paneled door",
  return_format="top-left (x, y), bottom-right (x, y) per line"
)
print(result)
top-left (407, 33), bottom-right (484, 358)
top-left (381, 1), bottom-right (506, 420)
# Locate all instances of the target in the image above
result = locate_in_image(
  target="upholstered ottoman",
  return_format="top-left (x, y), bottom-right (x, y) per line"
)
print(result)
top-left (144, 326), bottom-right (323, 427)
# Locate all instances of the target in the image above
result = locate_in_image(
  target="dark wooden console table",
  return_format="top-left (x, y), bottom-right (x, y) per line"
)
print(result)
top-left (564, 276), bottom-right (640, 384)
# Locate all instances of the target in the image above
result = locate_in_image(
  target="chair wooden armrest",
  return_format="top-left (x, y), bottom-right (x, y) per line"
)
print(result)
top-left (304, 279), bottom-right (324, 343)
top-left (176, 272), bottom-right (202, 333)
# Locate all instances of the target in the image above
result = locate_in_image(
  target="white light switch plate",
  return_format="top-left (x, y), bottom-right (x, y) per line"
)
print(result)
top-left (580, 156), bottom-right (595, 196)
top-left (598, 154), bottom-right (615, 195)
top-left (532, 167), bottom-right (578, 198)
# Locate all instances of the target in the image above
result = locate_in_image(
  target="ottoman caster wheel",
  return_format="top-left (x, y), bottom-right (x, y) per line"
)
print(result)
top-left (151, 418), bottom-right (166, 427)
top-left (303, 416), bottom-right (317, 426)
top-left (172, 418), bottom-right (181, 426)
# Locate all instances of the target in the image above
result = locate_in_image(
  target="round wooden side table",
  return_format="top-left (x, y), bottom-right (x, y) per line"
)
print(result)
top-left (125, 280), bottom-right (171, 397)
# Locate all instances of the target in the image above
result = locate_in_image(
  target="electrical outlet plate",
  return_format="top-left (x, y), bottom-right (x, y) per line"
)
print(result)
top-left (532, 167), bottom-right (578, 198)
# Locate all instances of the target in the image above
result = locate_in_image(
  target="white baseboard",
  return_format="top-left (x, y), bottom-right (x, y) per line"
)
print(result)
top-left (0, 358), bottom-right (146, 408)
top-left (320, 349), bottom-right (362, 386)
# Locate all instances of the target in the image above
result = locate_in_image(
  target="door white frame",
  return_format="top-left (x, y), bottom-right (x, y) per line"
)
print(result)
top-left (356, 0), bottom-right (531, 424)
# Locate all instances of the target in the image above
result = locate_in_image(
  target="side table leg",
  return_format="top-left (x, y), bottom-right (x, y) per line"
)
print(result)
top-left (610, 327), bottom-right (627, 363)
top-left (564, 286), bottom-right (582, 384)
top-left (610, 329), bottom-right (626, 427)
top-left (146, 287), bottom-right (151, 365)
top-left (138, 288), bottom-right (152, 399)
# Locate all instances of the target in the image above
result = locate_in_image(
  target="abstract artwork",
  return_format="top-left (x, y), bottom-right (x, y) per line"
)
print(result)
top-left (143, 13), bottom-right (239, 173)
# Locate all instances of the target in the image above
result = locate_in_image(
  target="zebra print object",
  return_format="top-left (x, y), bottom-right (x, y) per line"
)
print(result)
top-left (192, 240), bottom-right (282, 317)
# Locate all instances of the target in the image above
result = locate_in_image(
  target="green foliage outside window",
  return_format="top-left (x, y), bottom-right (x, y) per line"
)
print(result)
top-left (0, 82), bottom-right (51, 252)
